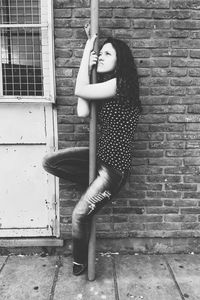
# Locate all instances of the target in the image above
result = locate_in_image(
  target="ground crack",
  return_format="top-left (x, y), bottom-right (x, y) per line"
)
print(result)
top-left (164, 255), bottom-right (185, 300)
top-left (49, 256), bottom-right (63, 300)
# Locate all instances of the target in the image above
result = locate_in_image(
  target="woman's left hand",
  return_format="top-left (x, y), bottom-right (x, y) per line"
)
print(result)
top-left (84, 23), bottom-right (98, 52)
top-left (85, 34), bottom-right (98, 52)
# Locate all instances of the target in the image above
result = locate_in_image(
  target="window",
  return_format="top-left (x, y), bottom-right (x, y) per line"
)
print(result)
top-left (0, 0), bottom-right (55, 101)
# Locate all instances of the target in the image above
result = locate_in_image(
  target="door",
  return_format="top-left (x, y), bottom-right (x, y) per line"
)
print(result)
top-left (0, 0), bottom-right (59, 237)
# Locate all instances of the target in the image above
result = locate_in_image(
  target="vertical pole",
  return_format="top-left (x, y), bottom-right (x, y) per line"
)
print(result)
top-left (88, 0), bottom-right (99, 281)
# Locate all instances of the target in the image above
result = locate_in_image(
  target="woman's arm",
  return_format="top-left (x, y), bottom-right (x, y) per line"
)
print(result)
top-left (75, 44), bottom-right (92, 95)
top-left (75, 36), bottom-right (95, 117)
top-left (77, 97), bottom-right (90, 117)
top-left (76, 78), bottom-right (116, 100)
top-left (75, 35), bottom-right (117, 102)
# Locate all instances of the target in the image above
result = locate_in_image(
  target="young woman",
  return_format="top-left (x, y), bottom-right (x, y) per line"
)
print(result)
top-left (43, 31), bottom-right (141, 276)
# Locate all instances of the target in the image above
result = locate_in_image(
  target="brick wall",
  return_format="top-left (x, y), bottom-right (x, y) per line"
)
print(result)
top-left (54, 0), bottom-right (200, 244)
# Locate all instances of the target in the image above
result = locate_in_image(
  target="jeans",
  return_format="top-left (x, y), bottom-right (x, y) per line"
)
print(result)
top-left (43, 147), bottom-right (128, 264)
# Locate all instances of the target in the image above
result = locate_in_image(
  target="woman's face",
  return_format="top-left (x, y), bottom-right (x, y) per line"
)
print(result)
top-left (97, 43), bottom-right (117, 74)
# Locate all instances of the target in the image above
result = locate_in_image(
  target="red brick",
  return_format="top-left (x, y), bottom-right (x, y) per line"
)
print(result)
top-left (53, 2), bottom-right (200, 242)
top-left (134, 0), bottom-right (170, 9)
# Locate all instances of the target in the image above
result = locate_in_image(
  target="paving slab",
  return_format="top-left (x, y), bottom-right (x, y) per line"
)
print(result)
top-left (166, 254), bottom-right (200, 300)
top-left (0, 253), bottom-right (199, 300)
top-left (54, 254), bottom-right (115, 300)
top-left (0, 255), bottom-right (58, 300)
top-left (114, 254), bottom-right (182, 300)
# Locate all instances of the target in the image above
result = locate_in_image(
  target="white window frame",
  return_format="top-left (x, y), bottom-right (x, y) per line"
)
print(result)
top-left (0, 0), bottom-right (55, 103)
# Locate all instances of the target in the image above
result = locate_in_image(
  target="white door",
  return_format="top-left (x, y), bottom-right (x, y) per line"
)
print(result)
top-left (0, 0), bottom-right (59, 237)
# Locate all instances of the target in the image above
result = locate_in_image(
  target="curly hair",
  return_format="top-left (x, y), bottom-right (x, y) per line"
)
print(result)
top-left (98, 37), bottom-right (141, 111)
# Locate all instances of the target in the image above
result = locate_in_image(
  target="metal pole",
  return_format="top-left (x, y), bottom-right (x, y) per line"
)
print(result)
top-left (88, 0), bottom-right (99, 281)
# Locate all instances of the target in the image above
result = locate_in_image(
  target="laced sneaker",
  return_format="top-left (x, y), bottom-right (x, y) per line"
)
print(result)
top-left (73, 262), bottom-right (87, 276)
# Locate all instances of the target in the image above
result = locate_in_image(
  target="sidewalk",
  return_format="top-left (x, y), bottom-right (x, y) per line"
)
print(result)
top-left (0, 252), bottom-right (199, 300)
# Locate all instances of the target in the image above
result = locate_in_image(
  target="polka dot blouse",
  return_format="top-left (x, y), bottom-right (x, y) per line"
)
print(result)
top-left (97, 98), bottom-right (140, 172)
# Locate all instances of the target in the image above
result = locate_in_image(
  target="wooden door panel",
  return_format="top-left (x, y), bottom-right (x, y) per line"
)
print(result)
top-left (0, 103), bottom-right (46, 144)
top-left (0, 103), bottom-right (58, 237)
top-left (0, 145), bottom-right (49, 228)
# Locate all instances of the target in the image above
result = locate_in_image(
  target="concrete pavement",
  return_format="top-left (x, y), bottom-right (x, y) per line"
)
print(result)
top-left (0, 252), bottom-right (199, 300)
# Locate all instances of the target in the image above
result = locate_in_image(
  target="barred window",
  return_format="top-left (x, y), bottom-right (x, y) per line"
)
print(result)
top-left (0, 0), bottom-right (41, 24)
top-left (0, 0), bottom-right (54, 101)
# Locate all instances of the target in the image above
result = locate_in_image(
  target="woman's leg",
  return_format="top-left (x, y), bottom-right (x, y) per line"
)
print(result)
top-left (72, 163), bottom-right (128, 269)
top-left (42, 147), bottom-right (89, 186)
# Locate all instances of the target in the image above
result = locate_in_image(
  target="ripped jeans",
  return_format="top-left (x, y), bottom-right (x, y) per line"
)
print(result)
top-left (42, 147), bottom-right (128, 264)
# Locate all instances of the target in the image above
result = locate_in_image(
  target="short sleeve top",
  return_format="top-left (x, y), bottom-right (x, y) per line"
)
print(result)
top-left (97, 97), bottom-right (140, 172)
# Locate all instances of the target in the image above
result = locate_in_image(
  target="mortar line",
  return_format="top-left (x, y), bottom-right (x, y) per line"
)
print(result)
top-left (49, 255), bottom-right (62, 300)
top-left (0, 255), bottom-right (10, 274)
top-left (112, 256), bottom-right (120, 300)
top-left (164, 255), bottom-right (185, 300)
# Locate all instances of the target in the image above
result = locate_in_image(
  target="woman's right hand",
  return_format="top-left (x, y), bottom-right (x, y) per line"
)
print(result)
top-left (89, 51), bottom-right (98, 72)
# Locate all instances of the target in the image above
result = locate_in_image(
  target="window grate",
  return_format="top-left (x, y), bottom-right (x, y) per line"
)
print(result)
top-left (0, 0), bottom-right (45, 97)
top-left (0, 0), bottom-right (41, 25)
top-left (1, 27), bottom-right (43, 96)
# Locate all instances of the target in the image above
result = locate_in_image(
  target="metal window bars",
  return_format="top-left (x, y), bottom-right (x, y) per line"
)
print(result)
top-left (0, 0), bottom-right (43, 96)
top-left (0, 0), bottom-right (41, 25)
top-left (1, 27), bottom-right (43, 96)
